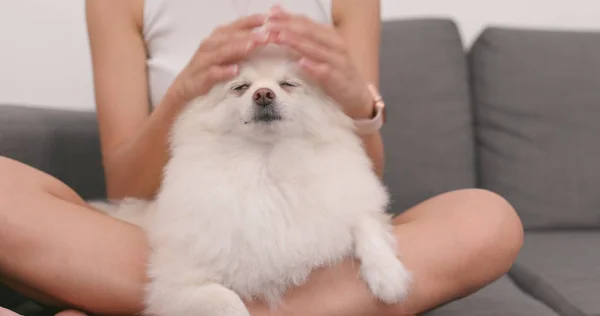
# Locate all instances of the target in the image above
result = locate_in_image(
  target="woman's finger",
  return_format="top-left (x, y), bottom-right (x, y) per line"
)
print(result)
top-left (214, 14), bottom-right (267, 34)
top-left (200, 30), bottom-right (253, 50)
top-left (207, 35), bottom-right (265, 66)
top-left (201, 65), bottom-right (240, 88)
top-left (298, 57), bottom-right (350, 94)
top-left (267, 16), bottom-right (344, 52)
top-left (201, 30), bottom-right (268, 52)
top-left (273, 30), bottom-right (343, 69)
top-left (269, 3), bottom-right (285, 14)
top-left (298, 58), bottom-right (335, 83)
top-left (177, 64), bottom-right (238, 101)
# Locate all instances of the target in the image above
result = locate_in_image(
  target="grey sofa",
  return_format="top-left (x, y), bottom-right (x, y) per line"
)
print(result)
top-left (1, 18), bottom-right (599, 316)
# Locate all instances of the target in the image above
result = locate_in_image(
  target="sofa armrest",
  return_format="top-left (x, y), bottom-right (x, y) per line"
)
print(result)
top-left (0, 104), bottom-right (106, 199)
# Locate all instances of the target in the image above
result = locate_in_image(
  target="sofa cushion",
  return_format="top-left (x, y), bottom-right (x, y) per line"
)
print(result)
top-left (509, 231), bottom-right (600, 316)
top-left (424, 276), bottom-right (559, 316)
top-left (470, 27), bottom-right (600, 229)
top-left (380, 19), bottom-right (476, 213)
top-left (0, 104), bottom-right (106, 199)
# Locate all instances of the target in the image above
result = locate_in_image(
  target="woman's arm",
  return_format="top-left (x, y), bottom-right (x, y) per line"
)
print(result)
top-left (86, 0), bottom-right (177, 199)
top-left (333, 0), bottom-right (385, 178)
top-left (86, 1), bottom-right (269, 199)
top-left (266, 0), bottom-right (385, 177)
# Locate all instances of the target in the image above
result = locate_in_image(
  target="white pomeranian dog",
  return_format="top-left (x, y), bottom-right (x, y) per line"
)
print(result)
top-left (93, 44), bottom-right (411, 316)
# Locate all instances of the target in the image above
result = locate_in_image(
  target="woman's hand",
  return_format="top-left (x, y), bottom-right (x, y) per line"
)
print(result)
top-left (168, 14), bottom-right (271, 104)
top-left (265, 6), bottom-right (374, 120)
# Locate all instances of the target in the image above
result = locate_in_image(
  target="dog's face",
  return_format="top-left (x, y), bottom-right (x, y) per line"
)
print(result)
top-left (173, 45), bottom-right (352, 144)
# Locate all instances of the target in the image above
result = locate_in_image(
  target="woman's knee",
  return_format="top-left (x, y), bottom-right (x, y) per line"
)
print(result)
top-left (0, 156), bottom-right (84, 208)
top-left (0, 157), bottom-right (39, 213)
top-left (0, 157), bottom-right (27, 264)
top-left (0, 156), bottom-right (42, 192)
top-left (453, 188), bottom-right (524, 275)
top-left (463, 189), bottom-right (523, 248)
top-left (0, 156), bottom-right (81, 248)
top-left (0, 156), bottom-right (23, 212)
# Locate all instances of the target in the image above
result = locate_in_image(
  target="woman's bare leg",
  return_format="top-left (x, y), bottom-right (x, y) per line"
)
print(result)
top-left (249, 189), bottom-right (524, 316)
top-left (0, 155), bottom-right (523, 316)
top-left (0, 157), bottom-right (148, 314)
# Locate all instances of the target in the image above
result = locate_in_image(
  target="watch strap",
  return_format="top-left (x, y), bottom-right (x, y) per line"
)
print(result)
top-left (353, 84), bottom-right (386, 135)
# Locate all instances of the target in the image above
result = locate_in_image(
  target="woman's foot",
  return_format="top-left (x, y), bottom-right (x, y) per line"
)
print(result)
top-left (0, 307), bottom-right (20, 316)
top-left (55, 310), bottom-right (88, 316)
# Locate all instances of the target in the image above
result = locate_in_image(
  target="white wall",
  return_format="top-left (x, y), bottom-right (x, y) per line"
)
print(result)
top-left (1, 0), bottom-right (600, 111)
top-left (0, 1), bottom-right (93, 111)
top-left (381, 0), bottom-right (600, 45)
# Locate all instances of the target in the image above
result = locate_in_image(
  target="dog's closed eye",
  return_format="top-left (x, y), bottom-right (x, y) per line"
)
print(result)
top-left (279, 81), bottom-right (297, 88)
top-left (232, 83), bottom-right (251, 93)
top-left (279, 81), bottom-right (301, 92)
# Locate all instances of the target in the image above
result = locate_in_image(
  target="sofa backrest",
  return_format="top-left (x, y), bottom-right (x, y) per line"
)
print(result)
top-left (469, 27), bottom-right (600, 229)
top-left (0, 105), bottom-right (106, 200)
top-left (379, 19), bottom-right (476, 214)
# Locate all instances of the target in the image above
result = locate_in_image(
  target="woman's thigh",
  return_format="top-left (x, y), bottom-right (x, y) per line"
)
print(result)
top-left (0, 157), bottom-right (148, 315)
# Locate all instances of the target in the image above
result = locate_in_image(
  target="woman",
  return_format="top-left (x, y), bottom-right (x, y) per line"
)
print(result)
top-left (0, 0), bottom-right (524, 315)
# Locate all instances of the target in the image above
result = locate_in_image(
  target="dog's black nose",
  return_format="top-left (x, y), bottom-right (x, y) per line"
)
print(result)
top-left (253, 88), bottom-right (276, 106)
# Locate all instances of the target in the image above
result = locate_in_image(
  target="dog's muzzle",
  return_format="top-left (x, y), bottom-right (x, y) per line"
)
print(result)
top-left (250, 88), bottom-right (282, 123)
top-left (253, 88), bottom-right (275, 107)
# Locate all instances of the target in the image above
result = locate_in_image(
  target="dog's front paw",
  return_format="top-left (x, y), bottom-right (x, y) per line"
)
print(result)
top-left (217, 301), bottom-right (251, 316)
top-left (361, 256), bottom-right (412, 304)
top-left (145, 282), bottom-right (250, 316)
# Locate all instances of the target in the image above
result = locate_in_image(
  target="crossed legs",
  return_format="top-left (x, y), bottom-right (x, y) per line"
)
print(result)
top-left (0, 157), bottom-right (523, 315)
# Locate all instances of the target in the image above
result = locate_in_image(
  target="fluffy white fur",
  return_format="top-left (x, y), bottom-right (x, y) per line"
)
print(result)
top-left (92, 45), bottom-right (411, 316)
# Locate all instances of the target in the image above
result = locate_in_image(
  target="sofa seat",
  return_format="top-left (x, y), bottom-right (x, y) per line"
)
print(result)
top-left (509, 231), bottom-right (600, 316)
top-left (424, 276), bottom-right (559, 316)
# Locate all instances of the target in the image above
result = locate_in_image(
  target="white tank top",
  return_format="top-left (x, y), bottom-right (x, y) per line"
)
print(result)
top-left (143, 0), bottom-right (333, 107)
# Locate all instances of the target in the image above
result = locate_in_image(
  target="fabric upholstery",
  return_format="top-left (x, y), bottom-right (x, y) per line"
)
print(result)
top-left (424, 276), bottom-right (559, 316)
top-left (379, 19), bottom-right (476, 213)
top-left (509, 264), bottom-right (587, 316)
top-left (470, 27), bottom-right (600, 229)
top-left (0, 104), bottom-right (106, 199)
top-left (510, 231), bottom-right (600, 316)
